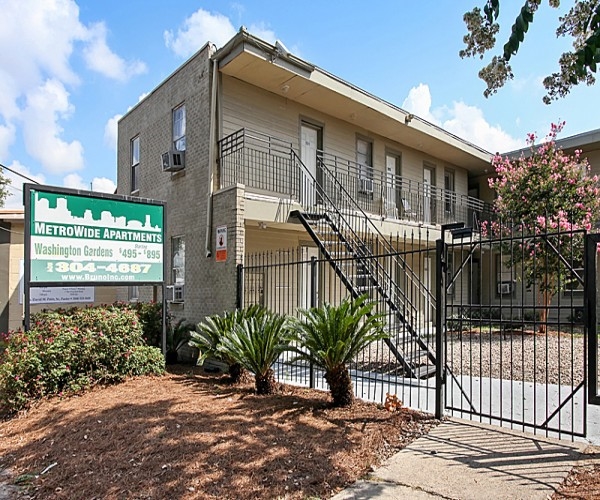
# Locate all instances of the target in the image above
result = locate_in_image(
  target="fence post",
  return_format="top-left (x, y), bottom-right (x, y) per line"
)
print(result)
top-left (236, 263), bottom-right (244, 310)
top-left (435, 238), bottom-right (446, 419)
top-left (309, 256), bottom-right (317, 389)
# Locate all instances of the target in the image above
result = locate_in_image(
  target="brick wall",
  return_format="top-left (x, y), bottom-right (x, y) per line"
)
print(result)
top-left (116, 44), bottom-right (246, 324)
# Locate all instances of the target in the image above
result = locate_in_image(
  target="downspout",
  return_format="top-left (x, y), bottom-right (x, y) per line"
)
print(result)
top-left (205, 45), bottom-right (218, 257)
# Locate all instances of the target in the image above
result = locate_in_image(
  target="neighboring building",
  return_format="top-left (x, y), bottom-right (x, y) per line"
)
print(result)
top-left (116, 29), bottom-right (492, 323)
top-left (0, 209), bottom-right (118, 333)
top-left (469, 128), bottom-right (600, 315)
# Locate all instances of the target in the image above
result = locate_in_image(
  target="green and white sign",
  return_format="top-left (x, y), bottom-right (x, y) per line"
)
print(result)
top-left (28, 188), bottom-right (164, 283)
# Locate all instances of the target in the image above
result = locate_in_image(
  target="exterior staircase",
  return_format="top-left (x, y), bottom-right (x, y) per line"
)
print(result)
top-left (289, 151), bottom-right (436, 379)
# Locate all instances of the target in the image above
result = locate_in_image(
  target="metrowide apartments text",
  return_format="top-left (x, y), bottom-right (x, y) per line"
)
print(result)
top-left (33, 222), bottom-right (163, 243)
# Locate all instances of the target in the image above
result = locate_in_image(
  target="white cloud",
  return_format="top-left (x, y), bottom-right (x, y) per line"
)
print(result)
top-left (91, 177), bottom-right (116, 193)
top-left (104, 114), bottom-right (122, 150)
top-left (0, 122), bottom-right (16, 160)
top-left (402, 84), bottom-right (524, 154)
top-left (163, 8), bottom-right (279, 59)
top-left (21, 79), bottom-right (84, 174)
top-left (402, 84), bottom-right (437, 124)
top-left (248, 23), bottom-right (276, 45)
top-left (62, 172), bottom-right (87, 190)
top-left (164, 9), bottom-right (236, 57)
top-left (2, 161), bottom-right (46, 209)
top-left (0, 0), bottom-right (147, 180)
top-left (62, 173), bottom-right (115, 194)
top-left (441, 102), bottom-right (524, 154)
top-left (82, 22), bottom-right (147, 82)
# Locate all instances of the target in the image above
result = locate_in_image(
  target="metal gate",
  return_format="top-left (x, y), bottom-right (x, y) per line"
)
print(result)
top-left (438, 225), bottom-right (590, 439)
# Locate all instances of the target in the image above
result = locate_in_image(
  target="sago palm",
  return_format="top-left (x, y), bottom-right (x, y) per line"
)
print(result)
top-left (217, 312), bottom-right (290, 395)
top-left (289, 295), bottom-right (387, 407)
top-left (189, 305), bottom-right (266, 383)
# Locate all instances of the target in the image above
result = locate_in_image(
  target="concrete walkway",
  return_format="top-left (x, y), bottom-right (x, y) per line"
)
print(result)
top-left (333, 418), bottom-right (599, 500)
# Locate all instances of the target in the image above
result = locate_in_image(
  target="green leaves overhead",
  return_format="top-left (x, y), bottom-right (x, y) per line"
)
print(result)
top-left (503, 4), bottom-right (535, 60)
top-left (462, 0), bottom-right (600, 103)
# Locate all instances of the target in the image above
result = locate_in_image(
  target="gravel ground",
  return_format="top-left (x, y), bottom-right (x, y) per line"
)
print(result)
top-left (355, 331), bottom-right (586, 387)
top-left (446, 331), bottom-right (585, 386)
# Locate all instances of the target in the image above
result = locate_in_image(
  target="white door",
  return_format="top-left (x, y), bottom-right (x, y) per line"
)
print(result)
top-left (385, 154), bottom-right (398, 218)
top-left (423, 167), bottom-right (433, 224)
top-left (301, 124), bottom-right (318, 206)
top-left (300, 247), bottom-right (319, 309)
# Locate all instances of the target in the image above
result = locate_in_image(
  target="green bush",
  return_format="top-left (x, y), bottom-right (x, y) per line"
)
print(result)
top-left (113, 301), bottom-right (165, 348)
top-left (0, 305), bottom-right (164, 414)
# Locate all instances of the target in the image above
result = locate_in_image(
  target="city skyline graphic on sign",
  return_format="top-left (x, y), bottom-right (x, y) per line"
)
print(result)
top-left (34, 191), bottom-right (161, 232)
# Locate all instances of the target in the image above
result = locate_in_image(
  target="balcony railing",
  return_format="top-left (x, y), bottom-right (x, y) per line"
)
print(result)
top-left (218, 128), bottom-right (493, 227)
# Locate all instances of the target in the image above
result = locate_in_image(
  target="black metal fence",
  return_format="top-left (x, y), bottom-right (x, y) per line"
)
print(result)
top-left (238, 222), bottom-right (594, 440)
top-left (440, 223), bottom-right (588, 439)
top-left (239, 230), bottom-right (440, 412)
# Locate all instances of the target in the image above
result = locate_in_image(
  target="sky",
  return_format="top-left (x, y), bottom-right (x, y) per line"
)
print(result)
top-left (1, 0), bottom-right (599, 209)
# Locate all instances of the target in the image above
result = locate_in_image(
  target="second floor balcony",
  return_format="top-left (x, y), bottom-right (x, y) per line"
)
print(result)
top-left (218, 128), bottom-right (493, 228)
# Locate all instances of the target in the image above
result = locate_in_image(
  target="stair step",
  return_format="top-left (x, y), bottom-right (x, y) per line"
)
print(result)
top-left (413, 364), bottom-right (436, 379)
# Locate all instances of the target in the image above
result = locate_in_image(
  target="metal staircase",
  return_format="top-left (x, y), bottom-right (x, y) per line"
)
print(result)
top-left (289, 151), bottom-right (436, 379)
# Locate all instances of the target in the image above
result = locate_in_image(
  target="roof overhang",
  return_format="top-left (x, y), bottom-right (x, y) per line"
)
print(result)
top-left (0, 209), bottom-right (24, 222)
top-left (504, 128), bottom-right (600, 159)
top-left (214, 30), bottom-right (492, 175)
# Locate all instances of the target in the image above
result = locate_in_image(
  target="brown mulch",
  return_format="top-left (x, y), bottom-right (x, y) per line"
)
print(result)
top-left (0, 366), bottom-right (438, 499)
top-left (552, 447), bottom-right (600, 500)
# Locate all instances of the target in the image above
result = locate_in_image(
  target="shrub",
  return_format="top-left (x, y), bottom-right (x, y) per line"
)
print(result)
top-left (190, 305), bottom-right (266, 383)
top-left (0, 305), bottom-right (164, 414)
top-left (289, 295), bottom-right (387, 407)
top-left (113, 301), bottom-right (165, 348)
top-left (217, 311), bottom-right (291, 395)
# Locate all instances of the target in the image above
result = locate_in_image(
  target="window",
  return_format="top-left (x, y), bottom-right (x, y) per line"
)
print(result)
top-left (173, 104), bottom-right (186, 151)
top-left (356, 137), bottom-right (373, 193)
top-left (495, 254), bottom-right (515, 297)
top-left (172, 236), bottom-right (185, 284)
top-left (130, 136), bottom-right (140, 193)
top-left (128, 285), bottom-right (139, 302)
top-left (564, 263), bottom-right (584, 295)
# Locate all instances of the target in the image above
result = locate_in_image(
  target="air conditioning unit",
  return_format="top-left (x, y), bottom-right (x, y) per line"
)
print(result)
top-left (359, 177), bottom-right (374, 194)
top-left (161, 150), bottom-right (185, 172)
top-left (166, 284), bottom-right (185, 303)
top-left (497, 281), bottom-right (513, 295)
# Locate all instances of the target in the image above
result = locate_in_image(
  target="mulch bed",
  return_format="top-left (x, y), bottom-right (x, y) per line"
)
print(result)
top-left (0, 366), bottom-right (438, 499)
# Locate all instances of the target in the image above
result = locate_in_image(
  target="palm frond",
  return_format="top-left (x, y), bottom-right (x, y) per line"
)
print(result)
top-left (217, 311), bottom-right (291, 377)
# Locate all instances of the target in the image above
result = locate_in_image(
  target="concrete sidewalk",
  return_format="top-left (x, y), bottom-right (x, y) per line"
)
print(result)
top-left (333, 418), bottom-right (599, 500)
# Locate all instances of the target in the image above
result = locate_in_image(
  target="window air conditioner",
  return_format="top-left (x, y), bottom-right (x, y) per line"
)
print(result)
top-left (161, 150), bottom-right (185, 172)
top-left (497, 281), bottom-right (513, 295)
top-left (359, 177), bottom-right (374, 194)
top-left (166, 284), bottom-right (185, 303)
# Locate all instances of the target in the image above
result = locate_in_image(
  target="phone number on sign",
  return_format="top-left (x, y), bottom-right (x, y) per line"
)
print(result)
top-left (46, 262), bottom-right (152, 274)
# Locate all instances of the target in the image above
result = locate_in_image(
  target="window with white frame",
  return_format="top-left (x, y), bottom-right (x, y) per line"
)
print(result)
top-left (128, 285), bottom-right (139, 302)
top-left (131, 136), bottom-right (140, 193)
top-left (172, 104), bottom-right (186, 151)
top-left (356, 136), bottom-right (373, 193)
top-left (444, 169), bottom-right (455, 215)
top-left (172, 236), bottom-right (185, 284)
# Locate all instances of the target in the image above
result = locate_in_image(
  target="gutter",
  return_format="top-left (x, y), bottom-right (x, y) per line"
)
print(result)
top-left (205, 45), bottom-right (218, 258)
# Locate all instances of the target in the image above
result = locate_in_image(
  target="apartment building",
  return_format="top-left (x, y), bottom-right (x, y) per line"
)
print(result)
top-left (116, 28), bottom-right (493, 330)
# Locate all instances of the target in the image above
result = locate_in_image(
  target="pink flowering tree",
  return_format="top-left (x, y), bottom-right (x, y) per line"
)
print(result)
top-left (485, 122), bottom-right (600, 330)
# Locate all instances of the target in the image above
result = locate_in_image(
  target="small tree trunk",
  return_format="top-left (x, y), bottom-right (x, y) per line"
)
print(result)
top-left (325, 365), bottom-right (354, 407)
top-left (255, 368), bottom-right (277, 395)
top-left (537, 285), bottom-right (554, 334)
top-left (229, 363), bottom-right (252, 384)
